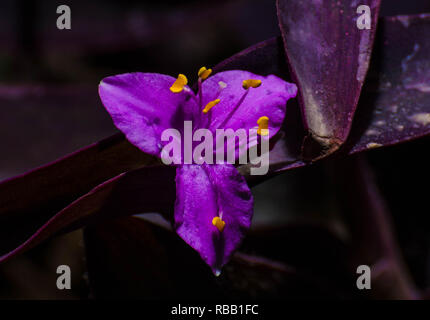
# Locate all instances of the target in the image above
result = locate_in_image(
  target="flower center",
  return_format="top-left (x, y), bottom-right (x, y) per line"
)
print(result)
top-left (169, 68), bottom-right (269, 131)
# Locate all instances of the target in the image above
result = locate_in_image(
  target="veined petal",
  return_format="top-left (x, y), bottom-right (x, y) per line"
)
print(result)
top-left (201, 70), bottom-right (297, 138)
top-left (174, 163), bottom-right (253, 274)
top-left (99, 72), bottom-right (197, 158)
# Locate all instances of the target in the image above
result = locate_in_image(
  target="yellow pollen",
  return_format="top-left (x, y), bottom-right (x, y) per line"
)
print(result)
top-left (203, 98), bottom-right (220, 114)
top-left (212, 217), bottom-right (226, 232)
top-left (198, 67), bottom-right (212, 80)
top-left (242, 79), bottom-right (262, 89)
top-left (257, 116), bottom-right (269, 136)
top-left (170, 74), bottom-right (188, 93)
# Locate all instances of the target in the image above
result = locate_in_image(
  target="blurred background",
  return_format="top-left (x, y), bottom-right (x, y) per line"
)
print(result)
top-left (0, 0), bottom-right (430, 299)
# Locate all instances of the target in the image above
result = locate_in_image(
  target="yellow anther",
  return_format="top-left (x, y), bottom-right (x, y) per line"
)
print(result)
top-left (170, 74), bottom-right (188, 93)
top-left (212, 217), bottom-right (226, 232)
top-left (257, 116), bottom-right (269, 136)
top-left (203, 98), bottom-right (220, 114)
top-left (242, 79), bottom-right (262, 89)
top-left (198, 67), bottom-right (212, 80)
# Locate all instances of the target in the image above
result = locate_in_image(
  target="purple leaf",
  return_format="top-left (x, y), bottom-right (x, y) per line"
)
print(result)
top-left (217, 14), bottom-right (430, 170)
top-left (0, 133), bottom-right (156, 252)
top-left (0, 165), bottom-right (176, 263)
top-left (277, 0), bottom-right (381, 157)
top-left (346, 14), bottom-right (430, 154)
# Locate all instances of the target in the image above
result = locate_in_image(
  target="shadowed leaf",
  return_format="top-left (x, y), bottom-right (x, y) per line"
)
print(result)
top-left (333, 156), bottom-right (418, 299)
top-left (0, 132), bottom-right (157, 254)
top-left (84, 216), bottom-right (354, 299)
top-left (346, 14), bottom-right (430, 154)
top-left (0, 165), bottom-right (175, 263)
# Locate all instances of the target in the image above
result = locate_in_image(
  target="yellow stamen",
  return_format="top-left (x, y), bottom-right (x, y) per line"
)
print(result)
top-left (242, 79), bottom-right (262, 89)
top-left (257, 116), bottom-right (269, 136)
top-left (203, 98), bottom-right (220, 114)
top-left (170, 74), bottom-right (188, 93)
top-left (198, 67), bottom-right (212, 80)
top-left (212, 217), bottom-right (226, 232)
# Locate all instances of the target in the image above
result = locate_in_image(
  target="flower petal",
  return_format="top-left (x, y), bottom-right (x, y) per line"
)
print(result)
top-left (99, 72), bottom-right (197, 157)
top-left (201, 70), bottom-right (297, 138)
top-left (174, 163), bottom-right (253, 274)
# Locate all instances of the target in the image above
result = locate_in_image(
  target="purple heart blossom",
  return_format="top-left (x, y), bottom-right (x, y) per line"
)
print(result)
top-left (98, 68), bottom-right (297, 274)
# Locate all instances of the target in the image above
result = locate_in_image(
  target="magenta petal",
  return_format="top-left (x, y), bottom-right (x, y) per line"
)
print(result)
top-left (99, 72), bottom-right (197, 157)
top-left (201, 70), bottom-right (297, 138)
top-left (174, 163), bottom-right (253, 274)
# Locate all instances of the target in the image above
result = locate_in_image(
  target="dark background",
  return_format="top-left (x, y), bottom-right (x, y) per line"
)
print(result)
top-left (0, 0), bottom-right (429, 299)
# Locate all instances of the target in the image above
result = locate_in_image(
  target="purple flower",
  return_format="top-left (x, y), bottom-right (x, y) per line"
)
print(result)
top-left (98, 68), bottom-right (297, 274)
